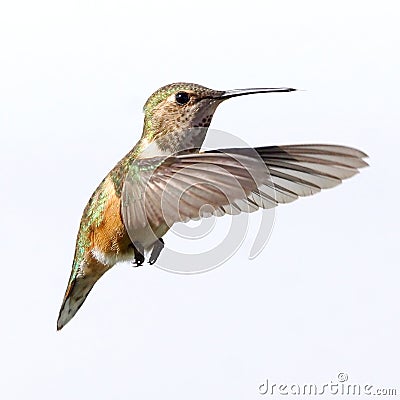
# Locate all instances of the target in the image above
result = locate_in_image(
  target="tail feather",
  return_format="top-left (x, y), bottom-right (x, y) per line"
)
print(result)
top-left (57, 274), bottom-right (97, 330)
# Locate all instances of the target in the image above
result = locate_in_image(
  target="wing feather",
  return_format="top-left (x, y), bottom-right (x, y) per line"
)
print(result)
top-left (121, 144), bottom-right (368, 236)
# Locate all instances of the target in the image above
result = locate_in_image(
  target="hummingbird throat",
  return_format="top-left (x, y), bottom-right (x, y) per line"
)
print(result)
top-left (138, 127), bottom-right (210, 158)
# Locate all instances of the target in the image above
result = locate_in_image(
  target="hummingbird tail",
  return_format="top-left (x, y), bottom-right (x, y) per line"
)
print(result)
top-left (57, 273), bottom-right (97, 331)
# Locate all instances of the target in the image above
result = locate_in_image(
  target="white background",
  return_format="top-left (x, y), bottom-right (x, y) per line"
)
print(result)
top-left (1, 1), bottom-right (399, 399)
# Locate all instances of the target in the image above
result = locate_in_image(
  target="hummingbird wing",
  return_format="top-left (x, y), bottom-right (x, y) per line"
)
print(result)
top-left (121, 149), bottom-right (268, 237)
top-left (208, 144), bottom-right (368, 207)
top-left (121, 144), bottom-right (368, 237)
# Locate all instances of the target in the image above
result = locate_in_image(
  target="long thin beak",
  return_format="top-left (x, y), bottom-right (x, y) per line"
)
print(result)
top-left (219, 87), bottom-right (297, 100)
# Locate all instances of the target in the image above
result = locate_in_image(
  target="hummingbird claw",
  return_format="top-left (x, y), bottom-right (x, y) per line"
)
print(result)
top-left (131, 241), bottom-right (145, 267)
top-left (132, 259), bottom-right (144, 267)
top-left (148, 238), bottom-right (165, 265)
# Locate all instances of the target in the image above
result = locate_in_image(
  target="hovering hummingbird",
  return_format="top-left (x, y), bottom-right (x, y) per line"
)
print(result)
top-left (57, 82), bottom-right (368, 330)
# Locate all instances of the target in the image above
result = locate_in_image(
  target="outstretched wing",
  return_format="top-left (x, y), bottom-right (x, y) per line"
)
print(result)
top-left (210, 144), bottom-right (368, 207)
top-left (121, 144), bottom-right (368, 237)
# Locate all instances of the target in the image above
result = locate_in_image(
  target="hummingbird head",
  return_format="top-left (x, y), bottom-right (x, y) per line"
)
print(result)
top-left (140, 82), bottom-right (296, 155)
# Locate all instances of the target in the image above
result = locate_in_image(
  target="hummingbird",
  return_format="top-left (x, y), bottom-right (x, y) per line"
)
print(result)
top-left (57, 82), bottom-right (368, 330)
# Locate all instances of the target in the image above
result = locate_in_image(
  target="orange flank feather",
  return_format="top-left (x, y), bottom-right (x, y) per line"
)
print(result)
top-left (57, 177), bottom-right (134, 330)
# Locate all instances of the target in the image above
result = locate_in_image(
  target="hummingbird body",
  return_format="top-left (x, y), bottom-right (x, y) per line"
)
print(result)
top-left (58, 113), bottom-right (208, 328)
top-left (57, 82), bottom-right (368, 330)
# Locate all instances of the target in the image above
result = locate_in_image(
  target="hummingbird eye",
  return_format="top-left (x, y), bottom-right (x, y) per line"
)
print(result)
top-left (175, 91), bottom-right (190, 105)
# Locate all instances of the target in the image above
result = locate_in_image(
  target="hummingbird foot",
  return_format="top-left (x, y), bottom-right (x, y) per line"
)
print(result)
top-left (131, 242), bottom-right (145, 267)
top-left (148, 238), bottom-right (164, 265)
